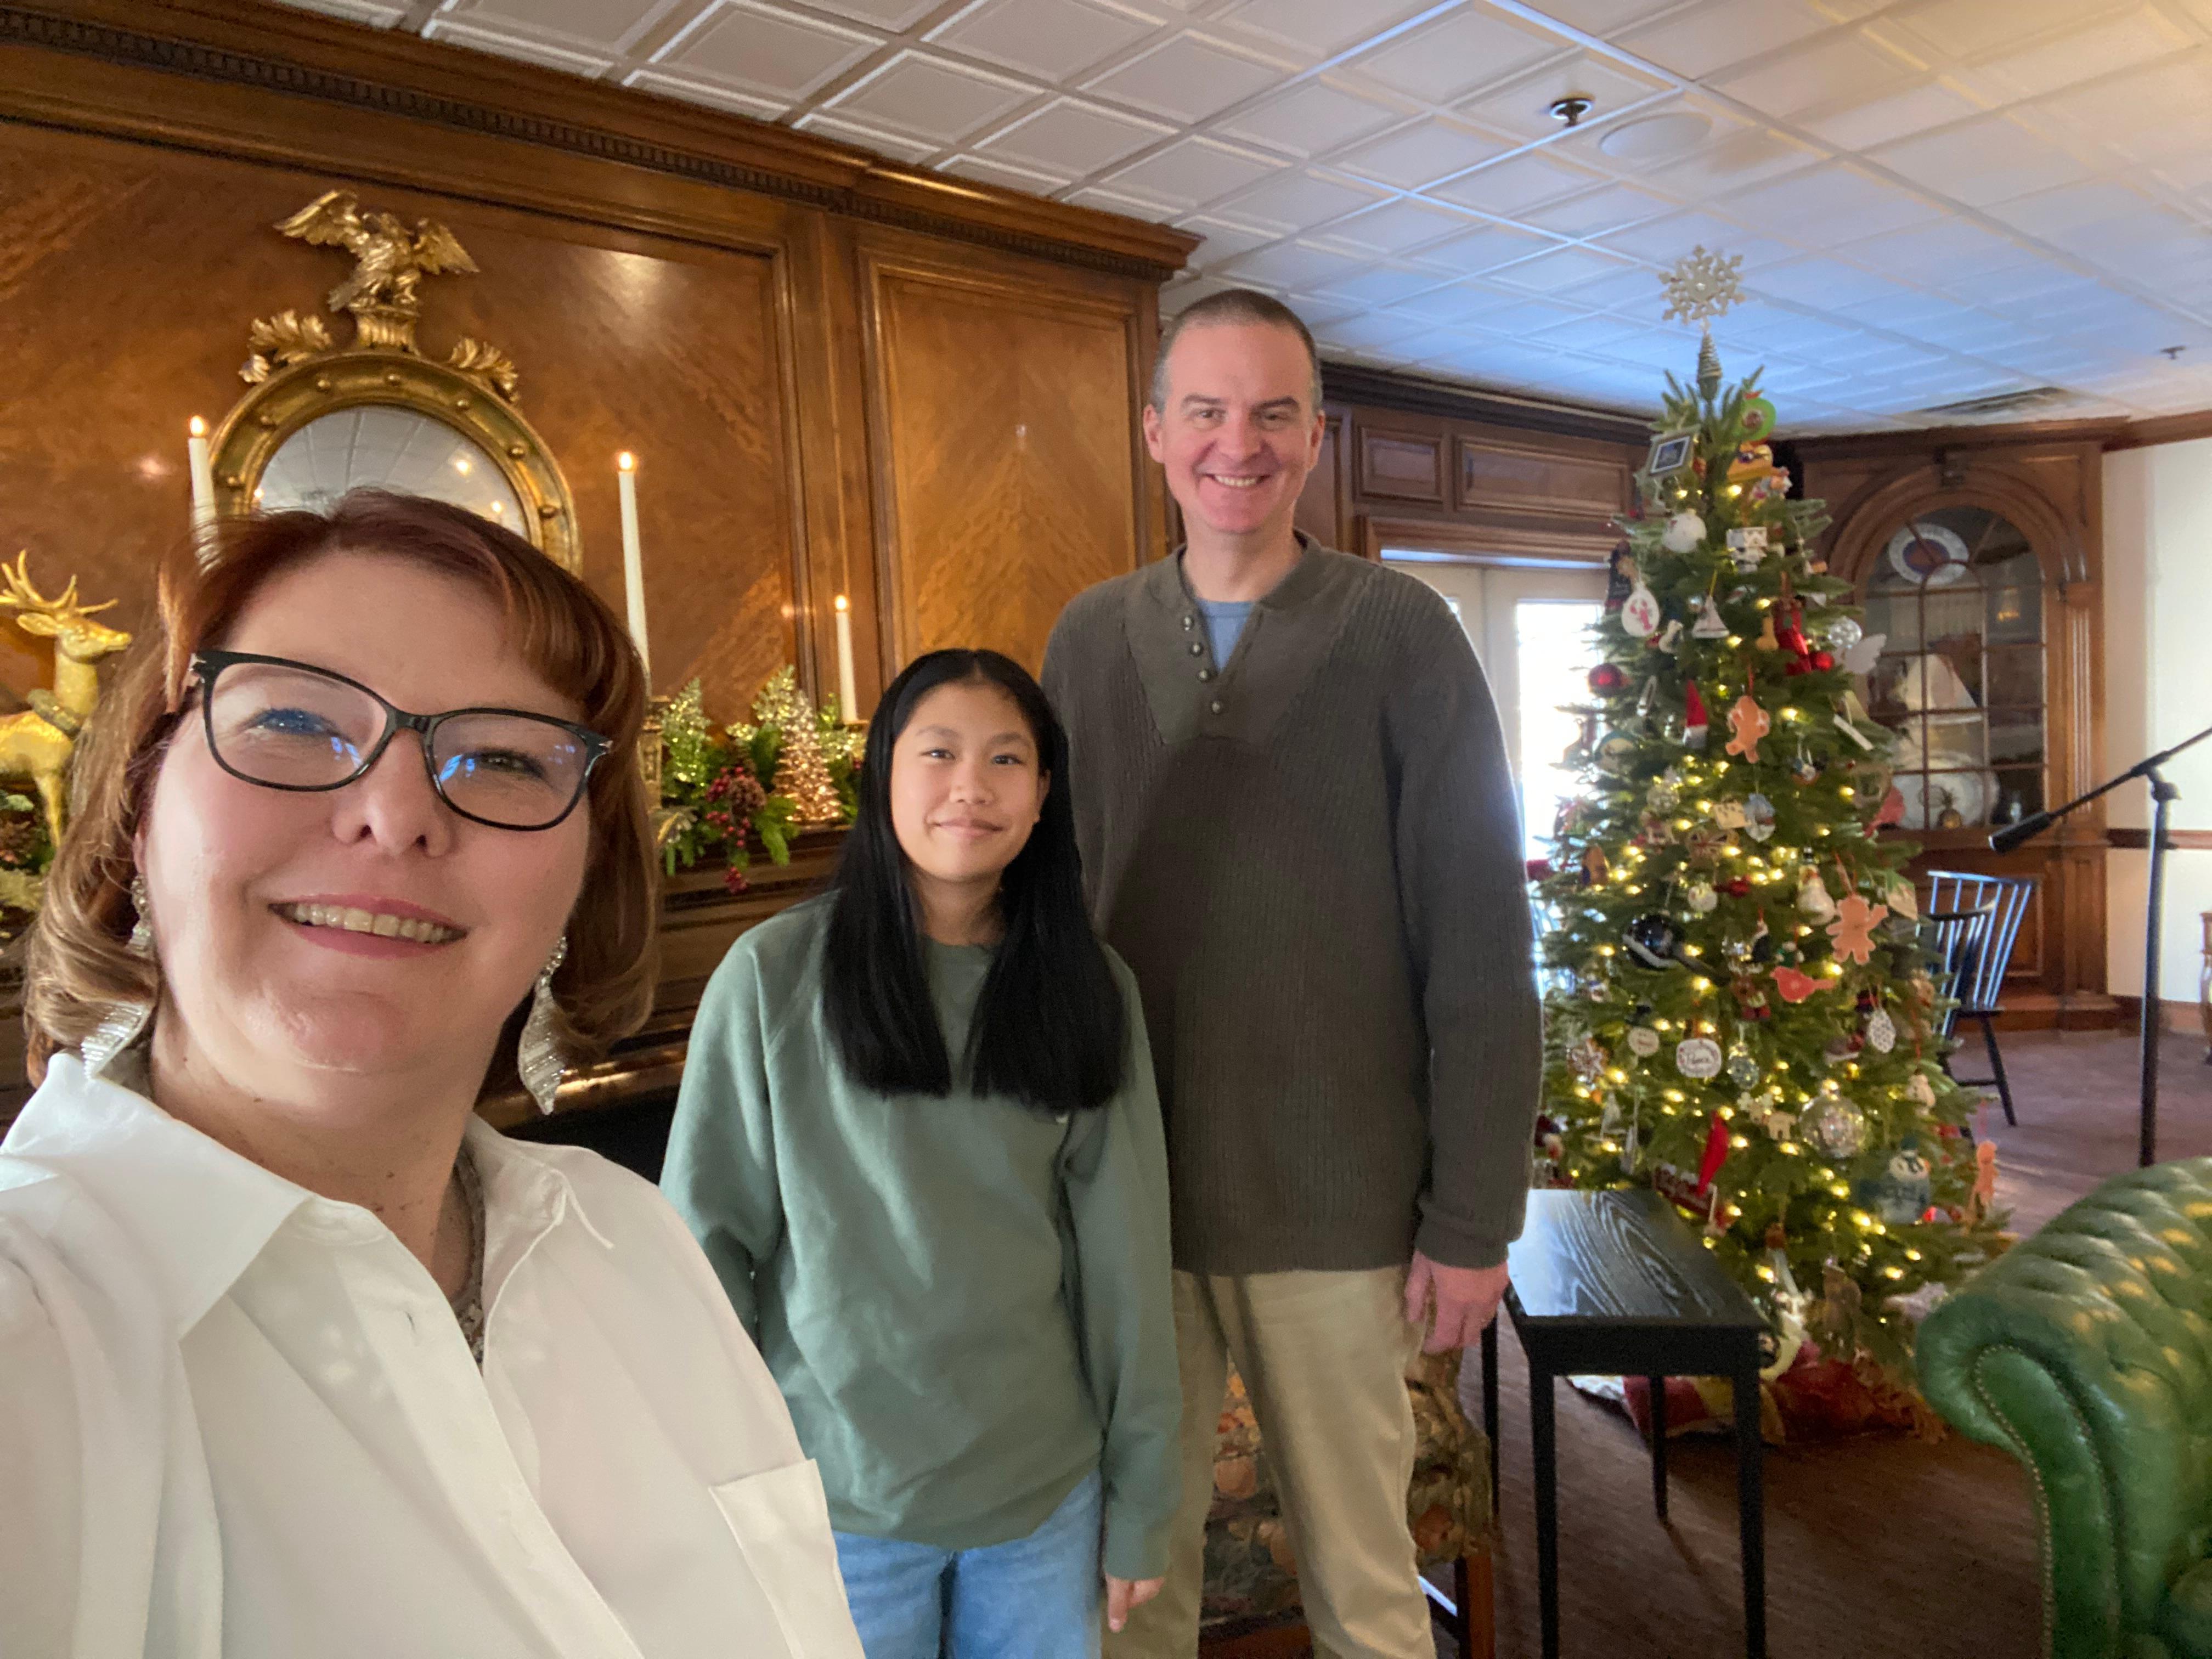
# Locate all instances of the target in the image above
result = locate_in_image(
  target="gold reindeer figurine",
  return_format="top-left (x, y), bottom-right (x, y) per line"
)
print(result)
top-left (0, 554), bottom-right (132, 845)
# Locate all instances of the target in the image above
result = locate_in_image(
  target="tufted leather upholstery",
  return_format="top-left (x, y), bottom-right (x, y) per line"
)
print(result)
top-left (1920, 1158), bottom-right (2212, 1659)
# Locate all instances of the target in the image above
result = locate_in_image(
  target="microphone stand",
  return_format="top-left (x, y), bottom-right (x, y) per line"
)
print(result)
top-left (1990, 718), bottom-right (2212, 1166)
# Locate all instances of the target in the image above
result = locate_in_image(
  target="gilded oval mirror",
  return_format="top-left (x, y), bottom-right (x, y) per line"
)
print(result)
top-left (256, 405), bottom-right (526, 529)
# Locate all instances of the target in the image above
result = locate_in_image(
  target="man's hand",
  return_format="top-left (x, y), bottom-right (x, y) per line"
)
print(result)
top-left (1105, 1575), bottom-right (1163, 1634)
top-left (1404, 1252), bottom-right (1509, 1354)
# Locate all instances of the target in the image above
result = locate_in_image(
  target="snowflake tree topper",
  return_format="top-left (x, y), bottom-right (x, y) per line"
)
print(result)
top-left (1660, 245), bottom-right (1744, 328)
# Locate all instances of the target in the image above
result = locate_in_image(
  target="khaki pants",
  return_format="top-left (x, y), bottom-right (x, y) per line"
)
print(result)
top-left (1107, 1266), bottom-right (1432, 1659)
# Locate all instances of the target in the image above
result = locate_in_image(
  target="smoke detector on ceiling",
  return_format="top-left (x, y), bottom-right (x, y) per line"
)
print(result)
top-left (1597, 110), bottom-right (1714, 161)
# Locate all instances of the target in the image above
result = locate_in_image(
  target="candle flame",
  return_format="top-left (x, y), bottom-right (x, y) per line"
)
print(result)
top-left (834, 594), bottom-right (850, 613)
top-left (617, 452), bottom-right (636, 472)
top-left (189, 416), bottom-right (207, 437)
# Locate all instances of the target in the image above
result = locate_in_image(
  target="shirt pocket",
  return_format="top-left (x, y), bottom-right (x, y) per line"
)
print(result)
top-left (708, 1460), bottom-right (865, 1659)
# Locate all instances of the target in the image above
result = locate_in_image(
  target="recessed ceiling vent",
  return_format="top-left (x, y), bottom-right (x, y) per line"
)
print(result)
top-left (1917, 385), bottom-right (2073, 420)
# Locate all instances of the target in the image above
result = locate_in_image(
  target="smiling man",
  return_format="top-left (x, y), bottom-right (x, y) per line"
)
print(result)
top-left (1042, 290), bottom-right (1542, 1659)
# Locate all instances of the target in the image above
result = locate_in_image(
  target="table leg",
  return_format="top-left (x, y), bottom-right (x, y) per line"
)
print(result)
top-left (1481, 1319), bottom-right (1500, 1519)
top-left (1530, 1356), bottom-right (1560, 1659)
top-left (1733, 1357), bottom-right (1766, 1659)
top-left (1647, 1374), bottom-right (1668, 1521)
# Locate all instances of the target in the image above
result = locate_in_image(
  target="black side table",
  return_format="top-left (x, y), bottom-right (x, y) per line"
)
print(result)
top-left (1479, 1187), bottom-right (1768, 1659)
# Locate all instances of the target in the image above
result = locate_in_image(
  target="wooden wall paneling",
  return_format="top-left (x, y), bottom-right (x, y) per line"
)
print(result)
top-left (1293, 409), bottom-right (1349, 552)
top-left (1356, 419), bottom-right (1447, 504)
top-left (0, 120), bottom-right (811, 718)
top-left (856, 229), bottom-right (1154, 674)
top-left (1454, 430), bottom-right (1632, 521)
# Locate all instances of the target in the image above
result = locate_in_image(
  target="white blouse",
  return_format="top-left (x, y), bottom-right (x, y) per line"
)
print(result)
top-left (0, 1054), bottom-right (864, 1659)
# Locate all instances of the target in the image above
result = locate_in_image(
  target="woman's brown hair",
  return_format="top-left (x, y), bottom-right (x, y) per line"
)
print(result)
top-left (25, 489), bottom-right (659, 1097)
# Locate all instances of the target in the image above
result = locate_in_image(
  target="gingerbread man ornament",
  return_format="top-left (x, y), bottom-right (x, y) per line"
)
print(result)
top-left (1826, 894), bottom-right (1889, 964)
top-left (1725, 693), bottom-right (1770, 762)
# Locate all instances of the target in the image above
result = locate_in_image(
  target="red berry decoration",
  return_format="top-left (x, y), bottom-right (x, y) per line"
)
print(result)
top-left (1589, 662), bottom-right (1629, 695)
top-left (1811, 650), bottom-right (1835, 672)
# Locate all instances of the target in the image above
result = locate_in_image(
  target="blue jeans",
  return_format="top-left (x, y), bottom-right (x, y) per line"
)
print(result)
top-left (833, 1469), bottom-right (1103, 1659)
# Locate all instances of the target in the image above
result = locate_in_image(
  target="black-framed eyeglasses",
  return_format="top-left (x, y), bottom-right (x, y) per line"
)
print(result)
top-left (190, 650), bottom-right (611, 832)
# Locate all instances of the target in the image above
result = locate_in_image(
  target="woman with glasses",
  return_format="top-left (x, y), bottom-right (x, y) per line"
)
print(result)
top-left (0, 492), bottom-right (861, 1658)
top-left (663, 650), bottom-right (1180, 1659)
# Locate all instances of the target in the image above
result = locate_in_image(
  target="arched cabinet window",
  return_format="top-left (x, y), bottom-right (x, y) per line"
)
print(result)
top-left (1862, 507), bottom-right (2045, 832)
top-left (1805, 439), bottom-right (2112, 1030)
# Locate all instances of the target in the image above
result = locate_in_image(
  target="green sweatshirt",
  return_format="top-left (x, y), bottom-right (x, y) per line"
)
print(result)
top-left (662, 895), bottom-right (1182, 1581)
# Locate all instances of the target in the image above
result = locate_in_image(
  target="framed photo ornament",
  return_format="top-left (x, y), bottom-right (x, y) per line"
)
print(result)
top-left (1647, 430), bottom-right (1695, 477)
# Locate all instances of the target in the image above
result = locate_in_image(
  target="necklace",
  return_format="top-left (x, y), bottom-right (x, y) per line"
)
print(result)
top-left (448, 1144), bottom-right (487, 1366)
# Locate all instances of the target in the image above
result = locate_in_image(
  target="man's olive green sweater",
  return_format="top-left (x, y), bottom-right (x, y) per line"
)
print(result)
top-left (1041, 539), bottom-right (1542, 1273)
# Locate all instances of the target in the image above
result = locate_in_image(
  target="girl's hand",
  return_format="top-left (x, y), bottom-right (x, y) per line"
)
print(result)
top-left (1104, 1575), bottom-right (1164, 1633)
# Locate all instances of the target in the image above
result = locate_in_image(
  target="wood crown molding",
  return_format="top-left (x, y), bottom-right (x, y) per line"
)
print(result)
top-left (0, 0), bottom-right (1199, 281)
top-left (2107, 827), bottom-right (2212, 851)
top-left (1321, 361), bottom-right (1651, 447)
top-left (1793, 407), bottom-right (2212, 459)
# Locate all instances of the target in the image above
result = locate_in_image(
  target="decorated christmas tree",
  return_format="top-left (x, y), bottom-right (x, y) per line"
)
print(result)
top-left (1532, 249), bottom-right (2005, 1378)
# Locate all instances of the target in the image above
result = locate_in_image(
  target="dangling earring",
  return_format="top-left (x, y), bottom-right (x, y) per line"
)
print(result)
top-left (517, 934), bottom-right (568, 1116)
top-left (84, 874), bottom-right (156, 1077)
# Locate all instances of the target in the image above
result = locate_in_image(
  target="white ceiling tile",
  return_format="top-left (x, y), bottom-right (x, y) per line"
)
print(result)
top-left (1986, 179), bottom-right (2157, 240)
top-left (1174, 215), bottom-right (1284, 263)
top-left (1218, 0), bottom-right (1436, 58)
top-left (432, 0), bottom-right (682, 54)
top-left (1713, 29), bottom-right (1925, 120)
top-left (2034, 57), bottom-right (2212, 161)
top-left (650, 2), bottom-right (885, 101)
top-left (1084, 31), bottom-right (1289, 122)
top-left (280, 0), bottom-right (406, 21)
top-left (625, 70), bottom-right (793, 118)
top-left (1216, 78), bottom-right (1407, 158)
top-left (1726, 161), bottom-right (1941, 244)
top-left (1214, 239), bottom-right (1358, 285)
top-left (800, 0), bottom-right (941, 26)
top-left (421, 16), bottom-right (622, 72)
top-left (1332, 115), bottom-right (1514, 188)
top-left (1878, 0), bottom-right (2133, 62)
top-left (1415, 221), bottom-right (1566, 275)
top-left (1214, 166), bottom-right (1388, 232)
top-left (1487, 244), bottom-right (1639, 292)
top-left (1628, 116), bottom-right (1821, 196)
top-left (1458, 52), bottom-right (1674, 141)
top-left (944, 151), bottom-right (1075, 189)
top-left (1949, 7), bottom-right (2191, 105)
top-left (1517, 180), bottom-right (1674, 235)
top-left (1618, 0), bottom-right (1837, 81)
top-left (1839, 217), bottom-right (2042, 282)
top-left (1311, 311), bottom-right (1436, 351)
top-left (978, 97), bottom-right (1172, 171)
top-left (1869, 118), bottom-right (2100, 211)
top-left (1063, 182), bottom-right (1181, 215)
top-left (927, 0), bottom-right (1161, 83)
top-left (1311, 196), bottom-right (1481, 255)
top-left (1104, 137), bottom-right (1284, 209)
top-left (1341, 5), bottom-right (1568, 105)
top-left (1594, 209), bottom-right (1796, 268)
top-left (790, 110), bottom-right (941, 160)
top-left (1796, 78), bottom-right (1986, 149)
top-left (1303, 262), bottom-right (1460, 304)
top-left (1528, 0), bottom-right (1686, 33)
top-left (1557, 264), bottom-right (1669, 307)
top-left (1444, 294), bottom-right (1596, 334)
top-left (1386, 281), bottom-right (1515, 325)
top-left (823, 50), bottom-right (1040, 141)
top-left (1427, 149), bottom-right (1611, 213)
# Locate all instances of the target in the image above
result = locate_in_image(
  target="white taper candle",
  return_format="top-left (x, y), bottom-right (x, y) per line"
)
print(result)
top-left (833, 594), bottom-right (859, 724)
top-left (616, 452), bottom-right (650, 683)
top-left (187, 416), bottom-right (217, 549)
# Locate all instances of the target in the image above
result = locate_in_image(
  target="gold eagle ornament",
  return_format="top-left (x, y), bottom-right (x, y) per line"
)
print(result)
top-left (275, 190), bottom-right (479, 352)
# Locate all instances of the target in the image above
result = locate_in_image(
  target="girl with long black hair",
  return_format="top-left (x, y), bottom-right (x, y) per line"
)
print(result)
top-left (664, 650), bottom-right (1179, 1658)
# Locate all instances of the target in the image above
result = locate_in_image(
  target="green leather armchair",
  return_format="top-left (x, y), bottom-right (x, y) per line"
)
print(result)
top-left (1919, 1158), bottom-right (2212, 1659)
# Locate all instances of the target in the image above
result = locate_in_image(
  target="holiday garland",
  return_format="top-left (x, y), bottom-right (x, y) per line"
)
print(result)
top-left (1532, 335), bottom-right (2006, 1378)
top-left (658, 667), bottom-right (859, 888)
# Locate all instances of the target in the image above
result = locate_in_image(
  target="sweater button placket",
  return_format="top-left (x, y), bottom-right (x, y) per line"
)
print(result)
top-left (1209, 698), bottom-right (1225, 715)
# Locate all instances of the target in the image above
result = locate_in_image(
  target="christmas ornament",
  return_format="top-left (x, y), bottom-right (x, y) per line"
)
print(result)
top-left (1605, 544), bottom-right (1635, 612)
top-left (1843, 631), bottom-right (1886, 676)
top-left (1886, 876), bottom-right (1919, 922)
top-left (1646, 773), bottom-right (1680, 811)
top-left (1595, 730), bottom-right (1639, 775)
top-left (1797, 869), bottom-right (1838, 923)
top-left (1662, 511), bottom-right (1706, 554)
top-left (1696, 1111), bottom-right (1731, 1193)
top-left (1771, 965), bottom-right (1824, 1003)
top-left (1748, 915), bottom-right (1774, 963)
top-left (1683, 680), bottom-right (1709, 749)
top-left (1588, 662), bottom-right (1628, 695)
top-left (1691, 596), bottom-right (1730, 640)
top-left (1826, 616), bottom-right (1864, 651)
top-left (1810, 651), bottom-right (1835, 672)
top-left (1711, 799), bottom-right (1748, 831)
top-left (1685, 879), bottom-right (1718, 913)
top-left (1827, 894), bottom-right (1889, 964)
top-left (1799, 1092), bottom-right (1868, 1159)
top-left (1622, 578), bottom-right (1662, 639)
top-left (1627, 1025), bottom-right (1661, 1058)
top-left (1733, 978), bottom-right (1772, 1021)
top-left (1906, 1071), bottom-right (1938, 1110)
top-left (1865, 1006), bottom-right (1898, 1053)
top-left (1725, 525), bottom-right (1768, 572)
top-left (1568, 1036), bottom-right (1606, 1082)
top-left (1675, 1035), bottom-right (1724, 1080)
top-left (1787, 748), bottom-right (1820, 785)
top-left (1728, 442), bottom-right (1777, 487)
top-left (1854, 1141), bottom-right (1932, 1226)
top-left (1582, 844), bottom-right (1610, 885)
top-left (1739, 393), bottom-right (1779, 443)
top-left (1720, 874), bottom-right (1752, 897)
top-left (1874, 785), bottom-right (1906, 826)
top-left (1825, 1032), bottom-right (1864, 1064)
top-left (1967, 1138), bottom-right (1999, 1224)
top-left (1725, 693), bottom-right (1770, 761)
top-left (1743, 792), bottom-right (1776, 841)
top-left (1726, 1046), bottom-right (1760, 1088)
top-left (1624, 912), bottom-right (1682, 969)
top-left (1658, 244), bottom-right (1745, 328)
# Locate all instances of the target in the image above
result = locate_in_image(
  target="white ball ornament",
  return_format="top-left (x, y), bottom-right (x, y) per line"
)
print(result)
top-left (1662, 512), bottom-right (1707, 554)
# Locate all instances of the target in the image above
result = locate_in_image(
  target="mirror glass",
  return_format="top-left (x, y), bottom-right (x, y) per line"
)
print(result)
top-left (256, 405), bottom-right (526, 532)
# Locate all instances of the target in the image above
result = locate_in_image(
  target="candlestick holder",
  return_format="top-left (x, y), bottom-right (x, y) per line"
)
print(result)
top-left (636, 694), bottom-right (692, 854)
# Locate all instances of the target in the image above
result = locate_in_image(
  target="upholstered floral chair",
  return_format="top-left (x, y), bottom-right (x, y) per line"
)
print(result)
top-left (1199, 1348), bottom-right (1495, 1657)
